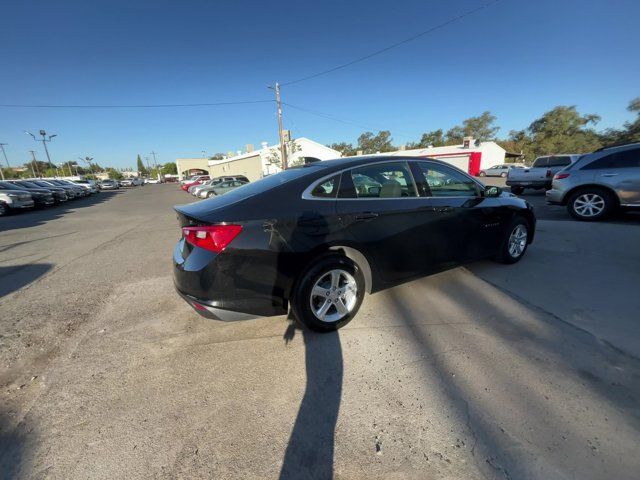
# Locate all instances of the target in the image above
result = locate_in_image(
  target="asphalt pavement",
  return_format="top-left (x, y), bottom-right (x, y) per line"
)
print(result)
top-left (1, 183), bottom-right (639, 479)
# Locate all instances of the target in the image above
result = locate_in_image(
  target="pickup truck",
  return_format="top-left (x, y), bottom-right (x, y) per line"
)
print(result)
top-left (506, 154), bottom-right (580, 194)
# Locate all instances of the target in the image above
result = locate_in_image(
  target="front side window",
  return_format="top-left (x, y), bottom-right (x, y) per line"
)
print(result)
top-left (348, 162), bottom-right (416, 198)
top-left (310, 175), bottom-right (340, 198)
top-left (415, 163), bottom-right (479, 197)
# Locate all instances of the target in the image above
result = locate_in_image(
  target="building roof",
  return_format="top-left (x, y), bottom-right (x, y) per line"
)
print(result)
top-left (381, 140), bottom-right (505, 158)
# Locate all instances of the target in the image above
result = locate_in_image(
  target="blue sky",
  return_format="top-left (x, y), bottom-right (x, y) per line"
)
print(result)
top-left (1, 0), bottom-right (638, 169)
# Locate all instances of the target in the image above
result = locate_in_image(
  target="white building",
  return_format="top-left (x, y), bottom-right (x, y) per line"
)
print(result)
top-left (205, 137), bottom-right (341, 182)
top-left (378, 139), bottom-right (521, 176)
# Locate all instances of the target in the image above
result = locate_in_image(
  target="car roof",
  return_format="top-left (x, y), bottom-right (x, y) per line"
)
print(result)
top-left (294, 155), bottom-right (465, 171)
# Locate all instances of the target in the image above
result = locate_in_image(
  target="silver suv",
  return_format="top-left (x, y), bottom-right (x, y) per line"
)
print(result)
top-left (546, 143), bottom-right (640, 221)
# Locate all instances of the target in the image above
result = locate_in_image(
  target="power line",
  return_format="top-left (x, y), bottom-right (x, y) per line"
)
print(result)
top-left (0, 100), bottom-right (274, 109)
top-left (283, 102), bottom-right (415, 139)
top-left (281, 0), bottom-right (501, 86)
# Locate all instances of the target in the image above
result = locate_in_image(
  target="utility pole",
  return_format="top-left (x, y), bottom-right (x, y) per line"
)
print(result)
top-left (150, 151), bottom-right (160, 181)
top-left (268, 82), bottom-right (288, 170)
top-left (30, 150), bottom-right (41, 177)
top-left (0, 143), bottom-right (10, 180)
top-left (26, 130), bottom-right (57, 175)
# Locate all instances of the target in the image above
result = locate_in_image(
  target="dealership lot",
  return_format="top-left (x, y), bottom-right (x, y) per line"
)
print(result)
top-left (1, 184), bottom-right (639, 479)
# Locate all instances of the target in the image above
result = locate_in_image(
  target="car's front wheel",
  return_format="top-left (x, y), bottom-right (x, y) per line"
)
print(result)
top-left (207, 192), bottom-right (215, 198)
top-left (478, 171), bottom-right (486, 177)
top-left (291, 255), bottom-right (365, 332)
top-left (567, 188), bottom-right (613, 221)
top-left (0, 202), bottom-right (7, 217)
top-left (500, 172), bottom-right (507, 178)
top-left (494, 217), bottom-right (529, 264)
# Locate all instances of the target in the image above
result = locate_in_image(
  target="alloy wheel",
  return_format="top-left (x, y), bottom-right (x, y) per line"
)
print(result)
top-left (573, 193), bottom-right (605, 217)
top-left (508, 224), bottom-right (528, 258)
top-left (309, 269), bottom-right (358, 323)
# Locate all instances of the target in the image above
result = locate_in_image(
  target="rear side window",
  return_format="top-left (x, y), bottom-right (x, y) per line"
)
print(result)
top-left (348, 162), bottom-right (416, 198)
top-left (310, 175), bottom-right (340, 198)
top-left (581, 149), bottom-right (640, 170)
top-left (414, 162), bottom-right (479, 197)
top-left (532, 157), bottom-right (549, 168)
top-left (549, 156), bottom-right (572, 167)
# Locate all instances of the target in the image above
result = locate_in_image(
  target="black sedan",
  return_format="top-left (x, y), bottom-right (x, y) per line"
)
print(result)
top-left (0, 180), bottom-right (55, 208)
top-left (173, 156), bottom-right (536, 331)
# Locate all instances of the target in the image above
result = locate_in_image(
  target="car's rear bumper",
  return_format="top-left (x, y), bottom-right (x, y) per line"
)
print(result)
top-left (175, 287), bottom-right (259, 322)
top-left (545, 188), bottom-right (565, 205)
top-left (506, 180), bottom-right (549, 188)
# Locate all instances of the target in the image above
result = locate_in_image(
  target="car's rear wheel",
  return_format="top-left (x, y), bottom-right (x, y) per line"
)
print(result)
top-left (500, 172), bottom-right (507, 178)
top-left (494, 217), bottom-right (529, 264)
top-left (291, 255), bottom-right (365, 332)
top-left (0, 202), bottom-right (7, 217)
top-left (567, 188), bottom-right (613, 221)
top-left (478, 171), bottom-right (486, 177)
top-left (510, 186), bottom-right (524, 195)
top-left (207, 192), bottom-right (215, 198)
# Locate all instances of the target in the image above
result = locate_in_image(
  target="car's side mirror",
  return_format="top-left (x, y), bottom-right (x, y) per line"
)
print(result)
top-left (484, 186), bottom-right (502, 198)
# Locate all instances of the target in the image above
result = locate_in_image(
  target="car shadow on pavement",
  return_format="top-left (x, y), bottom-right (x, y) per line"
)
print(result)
top-left (0, 190), bottom-right (122, 232)
top-left (385, 270), bottom-right (640, 478)
top-left (0, 415), bottom-right (26, 479)
top-left (279, 321), bottom-right (343, 480)
top-left (0, 263), bottom-right (53, 298)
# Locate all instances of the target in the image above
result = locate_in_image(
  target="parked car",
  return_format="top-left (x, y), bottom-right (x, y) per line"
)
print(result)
top-left (72, 179), bottom-right (99, 193)
top-left (546, 142), bottom-right (640, 221)
top-left (506, 155), bottom-right (580, 194)
top-left (48, 179), bottom-right (88, 197)
top-left (0, 181), bottom-right (55, 208)
top-left (121, 178), bottom-right (134, 187)
top-left (0, 187), bottom-right (34, 216)
top-left (182, 175), bottom-right (210, 192)
top-left (199, 179), bottom-right (249, 198)
top-left (131, 177), bottom-right (144, 186)
top-left (10, 180), bottom-right (68, 203)
top-left (180, 174), bottom-right (209, 186)
top-left (173, 156), bottom-right (536, 331)
top-left (31, 180), bottom-right (79, 199)
top-left (99, 179), bottom-right (120, 190)
top-left (478, 163), bottom-right (525, 178)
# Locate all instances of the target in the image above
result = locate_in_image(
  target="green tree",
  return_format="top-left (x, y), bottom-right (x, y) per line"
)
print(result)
top-left (328, 142), bottom-right (357, 156)
top-left (161, 162), bottom-right (177, 175)
top-left (357, 130), bottom-right (394, 154)
top-left (106, 168), bottom-right (123, 180)
top-left (136, 155), bottom-right (148, 176)
top-left (506, 106), bottom-right (602, 162)
top-left (603, 97), bottom-right (640, 144)
top-left (443, 111), bottom-right (499, 145)
top-left (210, 153), bottom-right (225, 160)
top-left (407, 129), bottom-right (446, 149)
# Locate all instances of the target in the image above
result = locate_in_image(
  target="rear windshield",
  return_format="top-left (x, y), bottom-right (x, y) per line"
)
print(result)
top-left (207, 167), bottom-right (321, 205)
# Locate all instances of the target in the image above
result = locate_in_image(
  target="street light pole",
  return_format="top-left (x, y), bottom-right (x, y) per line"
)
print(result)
top-left (268, 82), bottom-right (288, 170)
top-left (0, 143), bottom-right (10, 180)
top-left (29, 150), bottom-right (41, 177)
top-left (26, 130), bottom-right (57, 176)
top-left (150, 151), bottom-right (160, 181)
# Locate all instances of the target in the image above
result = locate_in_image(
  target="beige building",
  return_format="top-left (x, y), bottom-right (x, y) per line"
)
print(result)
top-left (175, 158), bottom-right (212, 180)
top-left (176, 138), bottom-right (341, 181)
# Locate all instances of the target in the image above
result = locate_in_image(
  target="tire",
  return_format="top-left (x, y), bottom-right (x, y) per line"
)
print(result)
top-left (478, 171), bottom-right (486, 177)
top-left (494, 216), bottom-right (529, 264)
top-left (567, 188), bottom-right (614, 221)
top-left (291, 255), bottom-right (365, 332)
top-left (0, 202), bottom-right (7, 217)
top-left (207, 192), bottom-right (215, 198)
top-left (500, 172), bottom-right (507, 178)
top-left (510, 186), bottom-right (524, 195)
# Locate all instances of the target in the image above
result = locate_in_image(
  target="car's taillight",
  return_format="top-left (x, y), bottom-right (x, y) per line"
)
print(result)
top-left (554, 172), bottom-right (570, 180)
top-left (182, 225), bottom-right (242, 253)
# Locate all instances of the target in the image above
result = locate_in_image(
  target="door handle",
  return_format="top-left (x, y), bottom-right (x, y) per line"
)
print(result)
top-left (435, 206), bottom-right (453, 213)
top-left (602, 173), bottom-right (619, 177)
top-left (354, 212), bottom-right (379, 221)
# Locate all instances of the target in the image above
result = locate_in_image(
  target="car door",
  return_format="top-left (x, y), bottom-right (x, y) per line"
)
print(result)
top-left (581, 147), bottom-right (640, 205)
top-left (336, 161), bottom-right (467, 285)
top-left (411, 160), bottom-right (508, 262)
